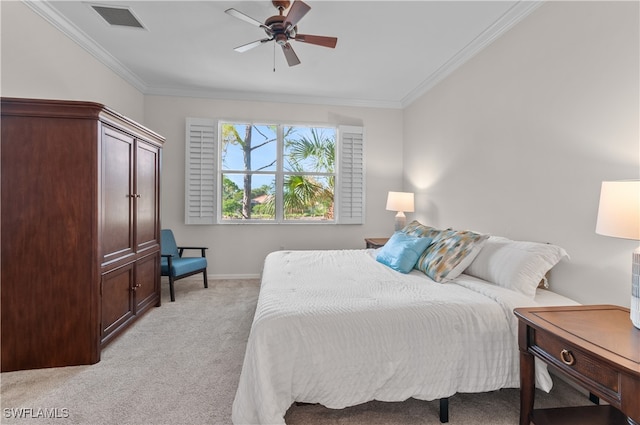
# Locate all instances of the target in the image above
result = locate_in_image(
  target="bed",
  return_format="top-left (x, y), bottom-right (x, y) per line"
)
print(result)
top-left (232, 222), bottom-right (576, 425)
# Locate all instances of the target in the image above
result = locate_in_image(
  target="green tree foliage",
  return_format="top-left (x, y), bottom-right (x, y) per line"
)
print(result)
top-left (222, 176), bottom-right (243, 218)
top-left (282, 128), bottom-right (335, 219)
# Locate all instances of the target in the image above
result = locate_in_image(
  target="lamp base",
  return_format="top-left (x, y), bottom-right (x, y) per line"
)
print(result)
top-left (632, 249), bottom-right (640, 329)
top-left (394, 212), bottom-right (407, 232)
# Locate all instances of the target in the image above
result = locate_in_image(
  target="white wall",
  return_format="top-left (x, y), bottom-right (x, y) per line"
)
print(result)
top-left (0, 1), bottom-right (144, 121)
top-left (144, 96), bottom-right (404, 277)
top-left (403, 1), bottom-right (639, 307)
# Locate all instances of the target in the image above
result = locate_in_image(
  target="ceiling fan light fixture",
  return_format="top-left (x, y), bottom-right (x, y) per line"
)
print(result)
top-left (275, 34), bottom-right (288, 46)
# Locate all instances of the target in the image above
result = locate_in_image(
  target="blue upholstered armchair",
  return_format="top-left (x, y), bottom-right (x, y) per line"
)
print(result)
top-left (160, 229), bottom-right (208, 302)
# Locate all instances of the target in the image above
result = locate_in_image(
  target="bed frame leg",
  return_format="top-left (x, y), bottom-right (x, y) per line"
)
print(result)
top-left (439, 397), bottom-right (449, 423)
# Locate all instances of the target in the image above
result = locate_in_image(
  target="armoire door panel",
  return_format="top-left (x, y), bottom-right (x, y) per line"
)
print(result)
top-left (135, 252), bottom-right (160, 312)
top-left (101, 125), bottom-right (134, 265)
top-left (135, 140), bottom-right (160, 253)
top-left (101, 262), bottom-right (135, 343)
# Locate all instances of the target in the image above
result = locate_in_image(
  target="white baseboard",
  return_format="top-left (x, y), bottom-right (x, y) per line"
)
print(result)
top-left (208, 273), bottom-right (261, 280)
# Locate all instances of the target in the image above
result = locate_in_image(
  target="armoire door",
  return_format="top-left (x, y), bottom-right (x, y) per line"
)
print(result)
top-left (101, 262), bottom-right (135, 344)
top-left (135, 139), bottom-right (161, 253)
top-left (134, 252), bottom-right (160, 312)
top-left (101, 125), bottom-right (134, 265)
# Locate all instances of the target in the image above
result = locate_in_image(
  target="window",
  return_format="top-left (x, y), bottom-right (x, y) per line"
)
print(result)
top-left (185, 119), bottom-right (364, 225)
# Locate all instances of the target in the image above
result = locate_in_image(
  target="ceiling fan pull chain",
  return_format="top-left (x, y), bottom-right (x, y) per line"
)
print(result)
top-left (273, 42), bottom-right (276, 72)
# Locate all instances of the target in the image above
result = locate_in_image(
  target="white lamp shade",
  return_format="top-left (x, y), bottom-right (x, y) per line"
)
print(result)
top-left (596, 180), bottom-right (640, 240)
top-left (386, 191), bottom-right (415, 213)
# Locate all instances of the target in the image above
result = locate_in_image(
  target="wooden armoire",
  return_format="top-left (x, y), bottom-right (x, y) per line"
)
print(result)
top-left (1, 97), bottom-right (164, 372)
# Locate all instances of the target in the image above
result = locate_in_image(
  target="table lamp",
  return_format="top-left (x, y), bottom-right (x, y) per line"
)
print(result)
top-left (595, 179), bottom-right (640, 329)
top-left (386, 191), bottom-right (414, 232)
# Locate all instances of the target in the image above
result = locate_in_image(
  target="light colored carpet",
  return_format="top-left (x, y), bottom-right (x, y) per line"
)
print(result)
top-left (1, 277), bottom-right (590, 425)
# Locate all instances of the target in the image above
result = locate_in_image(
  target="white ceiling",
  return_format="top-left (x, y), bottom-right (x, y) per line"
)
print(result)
top-left (27, 1), bottom-right (542, 108)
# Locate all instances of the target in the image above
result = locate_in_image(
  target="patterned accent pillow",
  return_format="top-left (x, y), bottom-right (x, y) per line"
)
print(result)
top-left (416, 229), bottom-right (489, 282)
top-left (401, 220), bottom-right (443, 243)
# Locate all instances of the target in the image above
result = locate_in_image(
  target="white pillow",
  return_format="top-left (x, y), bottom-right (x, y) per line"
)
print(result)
top-left (464, 236), bottom-right (569, 298)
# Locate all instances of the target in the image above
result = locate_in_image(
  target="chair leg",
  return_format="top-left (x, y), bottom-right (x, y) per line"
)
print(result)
top-left (169, 275), bottom-right (176, 302)
top-left (203, 269), bottom-right (208, 288)
top-left (439, 398), bottom-right (449, 423)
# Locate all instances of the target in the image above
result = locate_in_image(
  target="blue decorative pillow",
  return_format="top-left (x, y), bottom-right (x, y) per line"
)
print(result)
top-left (376, 231), bottom-right (432, 273)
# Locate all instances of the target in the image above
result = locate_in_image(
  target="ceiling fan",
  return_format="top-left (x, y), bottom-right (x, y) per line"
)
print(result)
top-left (225, 0), bottom-right (338, 67)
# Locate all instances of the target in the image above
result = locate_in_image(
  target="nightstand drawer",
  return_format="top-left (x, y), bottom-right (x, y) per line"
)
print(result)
top-left (533, 330), bottom-right (620, 396)
top-left (364, 237), bottom-right (389, 249)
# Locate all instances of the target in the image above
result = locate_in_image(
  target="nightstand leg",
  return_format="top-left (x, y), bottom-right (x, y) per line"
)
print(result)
top-left (519, 350), bottom-right (535, 425)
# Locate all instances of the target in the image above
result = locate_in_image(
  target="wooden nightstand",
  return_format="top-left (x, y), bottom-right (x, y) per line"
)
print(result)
top-left (364, 237), bottom-right (389, 249)
top-left (514, 305), bottom-right (640, 425)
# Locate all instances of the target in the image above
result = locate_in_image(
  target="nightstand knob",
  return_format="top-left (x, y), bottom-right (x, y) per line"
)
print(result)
top-left (560, 349), bottom-right (575, 366)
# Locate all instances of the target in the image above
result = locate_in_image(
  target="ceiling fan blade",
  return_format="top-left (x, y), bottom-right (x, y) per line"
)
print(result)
top-left (294, 34), bottom-right (337, 49)
top-left (281, 43), bottom-right (301, 67)
top-left (234, 38), bottom-right (272, 53)
top-left (284, 0), bottom-right (311, 29)
top-left (225, 8), bottom-right (271, 32)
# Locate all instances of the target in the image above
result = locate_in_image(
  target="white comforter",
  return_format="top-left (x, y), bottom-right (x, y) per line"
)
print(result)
top-left (232, 249), bottom-right (552, 425)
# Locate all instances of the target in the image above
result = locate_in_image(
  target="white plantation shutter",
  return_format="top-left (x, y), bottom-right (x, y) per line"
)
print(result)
top-left (185, 118), bottom-right (217, 224)
top-left (337, 125), bottom-right (365, 224)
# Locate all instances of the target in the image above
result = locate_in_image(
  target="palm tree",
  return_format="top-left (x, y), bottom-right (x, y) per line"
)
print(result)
top-left (282, 128), bottom-right (335, 219)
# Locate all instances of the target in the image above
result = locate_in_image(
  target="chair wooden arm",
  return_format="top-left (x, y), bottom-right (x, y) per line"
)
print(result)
top-left (177, 247), bottom-right (208, 258)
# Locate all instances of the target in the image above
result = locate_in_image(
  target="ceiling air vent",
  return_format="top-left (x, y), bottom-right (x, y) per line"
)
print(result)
top-left (91, 5), bottom-right (145, 29)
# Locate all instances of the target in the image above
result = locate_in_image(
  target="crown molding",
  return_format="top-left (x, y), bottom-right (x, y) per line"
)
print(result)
top-left (400, 0), bottom-right (544, 108)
